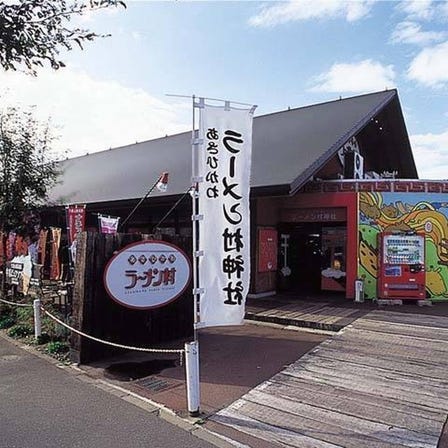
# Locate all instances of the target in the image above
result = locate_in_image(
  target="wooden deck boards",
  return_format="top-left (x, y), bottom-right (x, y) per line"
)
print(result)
top-left (245, 300), bottom-right (369, 331)
top-left (213, 311), bottom-right (448, 447)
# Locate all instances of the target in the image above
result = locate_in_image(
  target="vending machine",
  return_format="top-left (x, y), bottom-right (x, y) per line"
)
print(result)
top-left (378, 232), bottom-right (426, 300)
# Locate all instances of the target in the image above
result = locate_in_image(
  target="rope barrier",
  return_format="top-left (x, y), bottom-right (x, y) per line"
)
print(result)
top-left (0, 294), bottom-right (185, 364)
top-left (41, 307), bottom-right (185, 364)
top-left (0, 297), bottom-right (33, 308)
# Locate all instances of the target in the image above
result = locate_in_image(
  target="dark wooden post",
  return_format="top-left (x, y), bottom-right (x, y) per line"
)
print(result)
top-left (70, 232), bottom-right (86, 363)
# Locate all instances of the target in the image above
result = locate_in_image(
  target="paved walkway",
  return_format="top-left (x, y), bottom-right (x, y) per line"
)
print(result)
top-left (212, 310), bottom-right (448, 447)
top-left (0, 335), bottom-right (215, 448)
top-left (84, 323), bottom-right (327, 420)
top-left (7, 293), bottom-right (448, 447)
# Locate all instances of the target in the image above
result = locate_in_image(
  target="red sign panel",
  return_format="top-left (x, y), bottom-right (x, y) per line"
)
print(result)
top-left (258, 228), bottom-right (278, 273)
top-left (281, 207), bottom-right (346, 223)
top-left (67, 205), bottom-right (86, 244)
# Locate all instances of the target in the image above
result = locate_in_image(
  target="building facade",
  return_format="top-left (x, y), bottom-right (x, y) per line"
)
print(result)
top-left (251, 180), bottom-right (448, 302)
top-left (49, 90), bottom-right (447, 302)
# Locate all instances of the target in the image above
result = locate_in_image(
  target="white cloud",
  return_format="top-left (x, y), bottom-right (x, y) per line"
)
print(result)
top-left (391, 21), bottom-right (446, 45)
top-left (441, 1), bottom-right (448, 18)
top-left (0, 68), bottom-right (189, 158)
top-left (410, 131), bottom-right (448, 179)
top-left (397, 0), bottom-right (448, 21)
top-left (407, 41), bottom-right (448, 87)
top-left (248, 0), bottom-right (375, 27)
top-left (310, 59), bottom-right (396, 93)
top-left (397, 0), bottom-right (434, 20)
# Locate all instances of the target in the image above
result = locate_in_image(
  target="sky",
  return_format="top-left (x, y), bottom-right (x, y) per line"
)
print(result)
top-left (1, 0), bottom-right (448, 179)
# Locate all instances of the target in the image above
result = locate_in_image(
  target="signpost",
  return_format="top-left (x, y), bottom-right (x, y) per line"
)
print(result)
top-left (188, 96), bottom-right (256, 415)
top-left (103, 94), bottom-right (256, 416)
top-left (104, 240), bottom-right (191, 310)
top-left (6, 261), bottom-right (23, 286)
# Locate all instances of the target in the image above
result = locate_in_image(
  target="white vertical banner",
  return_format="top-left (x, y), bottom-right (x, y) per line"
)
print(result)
top-left (198, 101), bottom-right (256, 328)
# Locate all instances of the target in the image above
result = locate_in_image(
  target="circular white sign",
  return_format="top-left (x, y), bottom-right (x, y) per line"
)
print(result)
top-left (104, 240), bottom-right (191, 310)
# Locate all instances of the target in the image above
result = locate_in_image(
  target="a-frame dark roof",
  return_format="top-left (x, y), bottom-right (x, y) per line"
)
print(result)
top-left (49, 89), bottom-right (417, 205)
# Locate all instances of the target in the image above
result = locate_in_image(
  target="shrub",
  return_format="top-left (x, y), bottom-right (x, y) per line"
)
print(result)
top-left (0, 303), bottom-right (16, 323)
top-left (36, 333), bottom-right (51, 345)
top-left (16, 306), bottom-right (34, 325)
top-left (0, 315), bottom-right (16, 329)
top-left (41, 306), bottom-right (69, 341)
top-left (46, 341), bottom-right (69, 355)
top-left (8, 324), bottom-right (33, 338)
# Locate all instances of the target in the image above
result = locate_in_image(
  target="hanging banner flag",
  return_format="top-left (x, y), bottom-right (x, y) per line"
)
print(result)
top-left (6, 232), bottom-right (16, 261)
top-left (38, 229), bottom-right (48, 266)
top-left (0, 232), bottom-right (5, 266)
top-left (98, 215), bottom-right (120, 234)
top-left (50, 227), bottom-right (61, 280)
top-left (15, 235), bottom-right (28, 256)
top-left (156, 172), bottom-right (169, 192)
top-left (67, 205), bottom-right (86, 244)
top-left (197, 100), bottom-right (256, 328)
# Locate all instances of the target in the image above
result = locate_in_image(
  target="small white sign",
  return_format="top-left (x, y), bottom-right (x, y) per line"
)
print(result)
top-left (104, 240), bottom-right (191, 310)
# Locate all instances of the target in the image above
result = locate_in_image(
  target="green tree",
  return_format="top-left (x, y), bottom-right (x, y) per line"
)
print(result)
top-left (0, 105), bottom-right (60, 233)
top-left (0, 0), bottom-right (126, 75)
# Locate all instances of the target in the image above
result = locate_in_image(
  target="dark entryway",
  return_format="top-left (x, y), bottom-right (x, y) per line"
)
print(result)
top-left (279, 223), bottom-right (347, 295)
top-left (279, 223), bottom-right (322, 293)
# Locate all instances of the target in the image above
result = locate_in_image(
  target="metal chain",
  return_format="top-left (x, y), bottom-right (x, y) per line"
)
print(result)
top-left (41, 307), bottom-right (185, 364)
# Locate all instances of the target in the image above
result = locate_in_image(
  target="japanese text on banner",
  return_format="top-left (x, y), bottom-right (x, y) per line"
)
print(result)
top-left (67, 205), bottom-right (86, 244)
top-left (198, 102), bottom-right (255, 328)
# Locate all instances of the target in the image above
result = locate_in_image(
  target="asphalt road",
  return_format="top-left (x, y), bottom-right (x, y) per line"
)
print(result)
top-left (0, 336), bottom-right (214, 448)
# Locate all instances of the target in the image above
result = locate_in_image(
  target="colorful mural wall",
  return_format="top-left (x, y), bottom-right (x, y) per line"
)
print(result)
top-left (359, 192), bottom-right (448, 301)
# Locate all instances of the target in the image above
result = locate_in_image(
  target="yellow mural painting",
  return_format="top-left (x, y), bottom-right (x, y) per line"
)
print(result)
top-left (358, 192), bottom-right (448, 300)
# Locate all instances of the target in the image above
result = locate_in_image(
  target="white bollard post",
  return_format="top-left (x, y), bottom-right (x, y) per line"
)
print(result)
top-left (33, 299), bottom-right (42, 340)
top-left (185, 340), bottom-right (200, 417)
top-left (354, 279), bottom-right (364, 303)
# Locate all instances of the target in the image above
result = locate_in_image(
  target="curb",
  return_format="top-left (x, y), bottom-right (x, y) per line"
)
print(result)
top-left (0, 330), bottom-right (246, 448)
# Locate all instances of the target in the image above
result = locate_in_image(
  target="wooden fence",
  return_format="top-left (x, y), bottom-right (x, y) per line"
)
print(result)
top-left (71, 232), bottom-right (193, 363)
